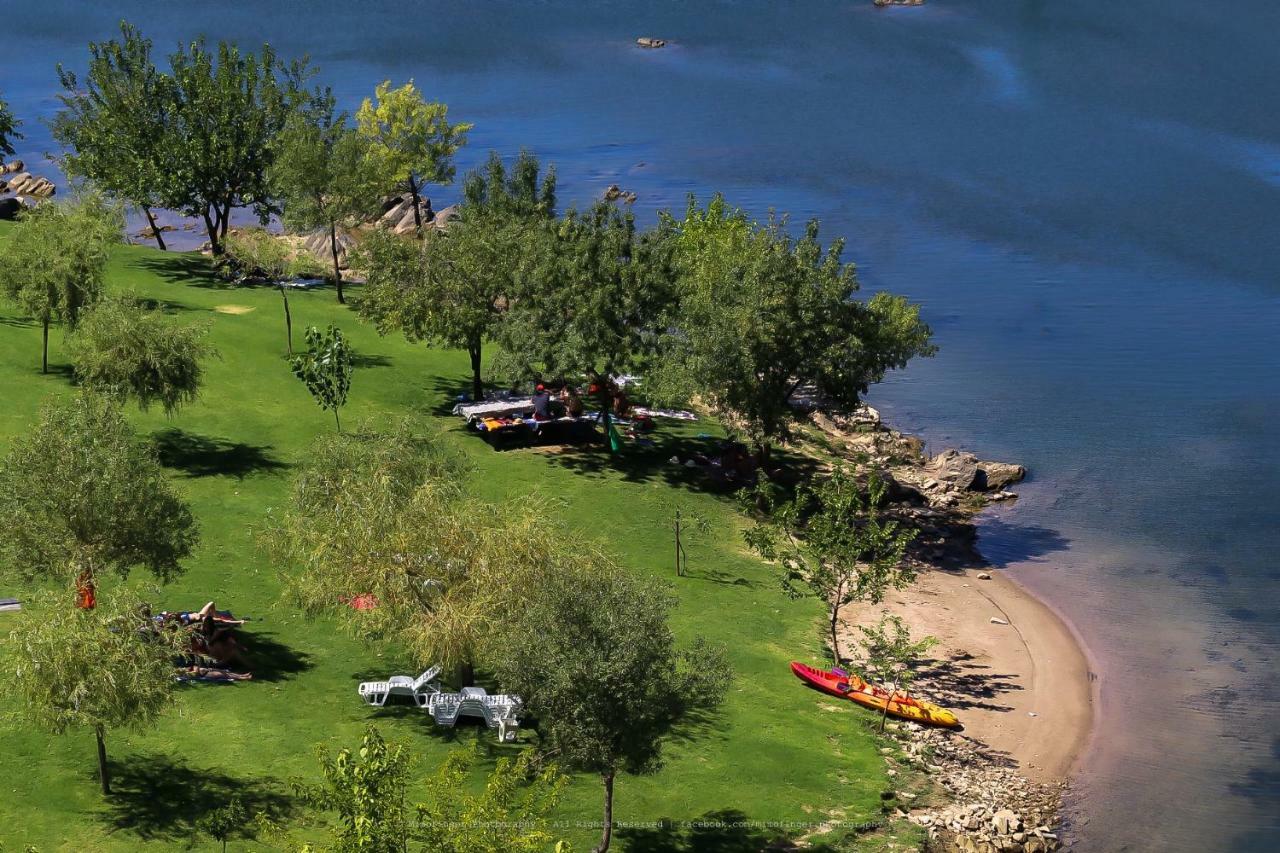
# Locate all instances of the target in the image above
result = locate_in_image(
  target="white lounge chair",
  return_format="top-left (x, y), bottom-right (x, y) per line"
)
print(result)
top-left (357, 665), bottom-right (443, 707)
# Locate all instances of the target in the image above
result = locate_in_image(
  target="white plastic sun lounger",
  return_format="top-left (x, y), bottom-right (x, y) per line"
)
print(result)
top-left (357, 665), bottom-right (443, 707)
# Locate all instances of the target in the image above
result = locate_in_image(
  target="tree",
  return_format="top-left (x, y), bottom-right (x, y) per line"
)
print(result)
top-left (357, 150), bottom-right (555, 401)
top-left (196, 796), bottom-right (248, 853)
top-left (496, 200), bottom-right (676, 389)
top-left (855, 613), bottom-right (938, 731)
top-left (0, 392), bottom-right (198, 590)
top-left (297, 726), bottom-right (411, 853)
top-left (745, 468), bottom-right (916, 664)
top-left (356, 219), bottom-right (524, 402)
top-left (267, 422), bottom-right (553, 687)
top-left (297, 727), bottom-right (567, 853)
top-left (53, 22), bottom-right (177, 250)
top-left (488, 563), bottom-right (730, 853)
top-left (416, 742), bottom-right (567, 853)
top-left (165, 35), bottom-right (313, 255)
top-left (652, 195), bottom-right (935, 466)
top-left (2, 592), bottom-right (179, 794)
top-left (356, 80), bottom-right (472, 235)
top-left (224, 228), bottom-right (318, 353)
top-left (0, 194), bottom-right (121, 373)
top-left (67, 294), bottom-right (216, 415)
top-left (271, 103), bottom-right (389, 303)
top-left (290, 324), bottom-right (354, 432)
top-left (0, 89), bottom-right (21, 156)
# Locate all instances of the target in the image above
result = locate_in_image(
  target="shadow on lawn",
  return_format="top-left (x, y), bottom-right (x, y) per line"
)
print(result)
top-left (152, 428), bottom-right (289, 479)
top-left (134, 253), bottom-right (225, 288)
top-left (242, 629), bottom-right (313, 682)
top-left (617, 808), bottom-right (844, 852)
top-left (101, 753), bottom-right (295, 842)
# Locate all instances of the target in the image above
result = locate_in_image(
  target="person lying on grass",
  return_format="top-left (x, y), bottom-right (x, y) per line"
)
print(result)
top-left (177, 665), bottom-right (253, 682)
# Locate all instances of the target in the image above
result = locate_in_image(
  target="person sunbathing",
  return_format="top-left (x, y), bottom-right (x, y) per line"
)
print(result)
top-left (177, 665), bottom-right (253, 682)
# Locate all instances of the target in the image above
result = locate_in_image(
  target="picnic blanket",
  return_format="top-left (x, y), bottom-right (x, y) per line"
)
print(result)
top-left (632, 406), bottom-right (698, 421)
top-left (453, 397), bottom-right (536, 422)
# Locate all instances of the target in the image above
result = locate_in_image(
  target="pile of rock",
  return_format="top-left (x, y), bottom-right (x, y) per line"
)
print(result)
top-left (892, 725), bottom-right (1065, 852)
top-left (372, 193), bottom-right (461, 236)
top-left (603, 184), bottom-right (638, 204)
top-left (0, 159), bottom-right (58, 220)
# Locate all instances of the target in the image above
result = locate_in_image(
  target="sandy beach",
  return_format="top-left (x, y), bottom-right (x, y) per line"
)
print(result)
top-left (850, 566), bottom-right (1095, 783)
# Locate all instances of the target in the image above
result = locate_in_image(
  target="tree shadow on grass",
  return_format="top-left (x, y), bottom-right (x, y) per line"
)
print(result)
top-left (134, 252), bottom-right (225, 289)
top-left (352, 352), bottom-right (393, 369)
top-left (100, 753), bottom-right (295, 842)
top-left (617, 808), bottom-right (844, 852)
top-left (240, 629), bottom-right (313, 682)
top-left (151, 428), bottom-right (289, 480)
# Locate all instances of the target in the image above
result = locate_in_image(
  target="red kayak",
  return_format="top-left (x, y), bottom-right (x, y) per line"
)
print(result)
top-left (790, 661), bottom-right (961, 728)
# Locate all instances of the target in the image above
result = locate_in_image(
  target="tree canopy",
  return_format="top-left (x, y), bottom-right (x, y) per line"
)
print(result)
top-left (0, 89), bottom-right (21, 156)
top-left (651, 195), bottom-right (935, 464)
top-left (67, 294), bottom-right (216, 416)
top-left (165, 36), bottom-right (313, 254)
top-left (856, 613), bottom-right (938, 731)
top-left (0, 392), bottom-right (198, 587)
top-left (0, 194), bottom-right (122, 373)
top-left (745, 468), bottom-right (917, 663)
top-left (53, 22), bottom-right (177, 249)
top-left (290, 324), bottom-right (354, 432)
top-left (488, 562), bottom-right (730, 853)
top-left (2, 591), bottom-right (180, 794)
top-left (271, 101), bottom-right (388, 302)
top-left (356, 80), bottom-right (472, 234)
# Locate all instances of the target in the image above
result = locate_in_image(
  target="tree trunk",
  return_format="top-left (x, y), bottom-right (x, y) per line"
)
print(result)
top-left (408, 175), bottom-right (423, 235)
top-left (829, 606), bottom-right (843, 665)
top-left (594, 770), bottom-right (616, 853)
top-left (329, 221), bottom-right (344, 304)
top-left (754, 441), bottom-right (772, 472)
top-left (468, 340), bottom-right (483, 402)
top-left (95, 725), bottom-right (111, 795)
top-left (202, 210), bottom-right (221, 256)
top-left (280, 286), bottom-right (293, 355)
top-left (881, 690), bottom-right (894, 732)
top-left (218, 202), bottom-right (231, 242)
top-left (455, 660), bottom-right (475, 688)
top-left (141, 206), bottom-right (167, 251)
top-left (333, 407), bottom-right (342, 434)
top-left (41, 316), bottom-right (49, 374)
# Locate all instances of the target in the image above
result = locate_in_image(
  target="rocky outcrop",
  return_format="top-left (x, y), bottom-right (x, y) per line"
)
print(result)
top-left (874, 0), bottom-right (925, 6)
top-left (604, 184), bottom-right (638, 204)
top-left (636, 37), bottom-right (667, 49)
top-left (891, 724), bottom-right (1064, 852)
top-left (924, 449), bottom-right (1026, 493)
top-left (1, 172), bottom-right (56, 198)
top-left (0, 197), bottom-right (23, 221)
top-left (300, 227), bottom-right (358, 270)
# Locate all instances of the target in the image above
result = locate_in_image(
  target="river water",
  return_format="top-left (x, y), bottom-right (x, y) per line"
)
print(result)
top-left (3, 2), bottom-right (1278, 849)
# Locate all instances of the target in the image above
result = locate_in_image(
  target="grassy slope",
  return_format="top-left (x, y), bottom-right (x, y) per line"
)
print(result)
top-left (0, 229), bottom-right (910, 851)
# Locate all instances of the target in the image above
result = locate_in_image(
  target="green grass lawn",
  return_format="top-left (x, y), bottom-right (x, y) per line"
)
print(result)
top-left (0, 228), bottom-right (914, 851)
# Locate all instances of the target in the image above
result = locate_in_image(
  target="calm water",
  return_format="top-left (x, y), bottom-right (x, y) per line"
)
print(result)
top-left (4, 2), bottom-right (1279, 849)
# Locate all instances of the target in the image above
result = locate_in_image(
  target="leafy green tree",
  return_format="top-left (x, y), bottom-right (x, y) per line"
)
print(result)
top-left (2, 592), bottom-right (180, 794)
top-left (0, 195), bottom-right (121, 373)
top-left (855, 613), bottom-right (938, 731)
top-left (356, 80), bottom-right (472, 234)
top-left (489, 563), bottom-right (730, 853)
top-left (223, 228), bottom-right (318, 353)
top-left (165, 35), bottom-right (313, 255)
top-left (358, 151), bottom-right (554, 400)
top-left (266, 422), bottom-right (553, 686)
top-left (271, 104), bottom-right (389, 303)
top-left (745, 468), bottom-right (916, 664)
top-left (290, 324), bottom-right (354, 432)
top-left (416, 743), bottom-right (567, 853)
top-left (67, 294), bottom-right (216, 415)
top-left (53, 22), bottom-right (177, 249)
top-left (0, 89), bottom-right (21, 155)
top-left (297, 726), bottom-right (411, 853)
top-left (0, 392), bottom-right (198, 589)
top-left (196, 796), bottom-right (248, 853)
top-left (496, 200), bottom-right (676, 390)
top-left (297, 728), bottom-right (566, 853)
top-left (652, 195), bottom-right (935, 466)
top-left (357, 220), bottom-right (523, 402)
